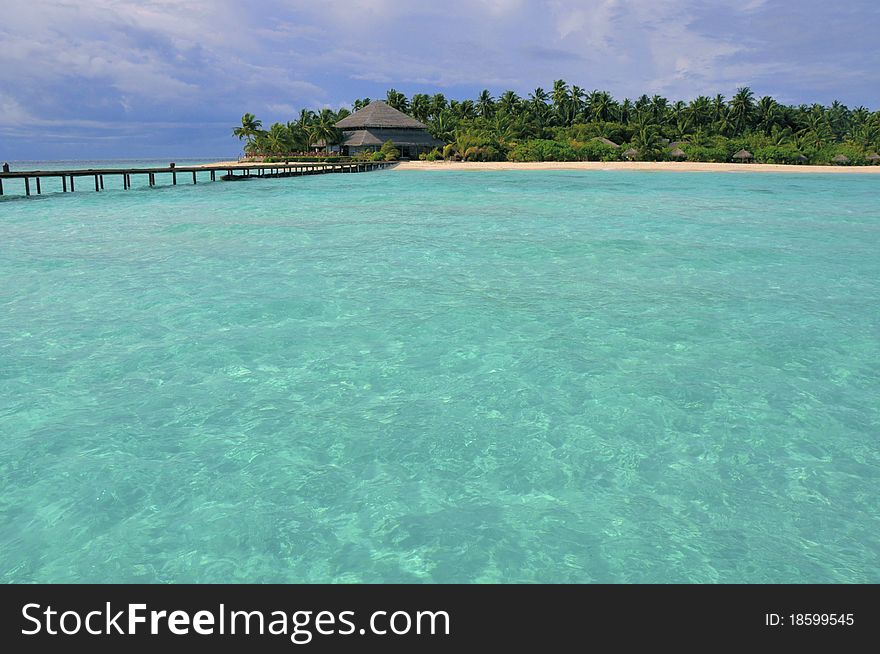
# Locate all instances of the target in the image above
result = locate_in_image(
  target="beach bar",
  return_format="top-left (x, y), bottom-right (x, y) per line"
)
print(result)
top-left (335, 100), bottom-right (444, 159)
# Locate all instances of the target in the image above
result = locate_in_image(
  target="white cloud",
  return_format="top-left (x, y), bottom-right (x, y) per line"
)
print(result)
top-left (0, 0), bottom-right (876, 157)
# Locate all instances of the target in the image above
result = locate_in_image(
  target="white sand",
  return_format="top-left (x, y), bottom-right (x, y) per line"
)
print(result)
top-left (392, 160), bottom-right (880, 174)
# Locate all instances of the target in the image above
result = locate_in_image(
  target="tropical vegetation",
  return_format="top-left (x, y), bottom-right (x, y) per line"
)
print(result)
top-left (236, 83), bottom-right (880, 164)
top-left (233, 108), bottom-right (350, 158)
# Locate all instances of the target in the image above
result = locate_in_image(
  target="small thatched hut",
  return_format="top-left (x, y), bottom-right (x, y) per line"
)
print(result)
top-left (832, 154), bottom-right (850, 165)
top-left (796, 154), bottom-right (809, 164)
top-left (669, 147), bottom-right (687, 160)
top-left (867, 152), bottom-right (880, 164)
top-left (623, 148), bottom-right (639, 160)
top-left (335, 100), bottom-right (443, 158)
top-left (591, 137), bottom-right (620, 149)
top-left (733, 149), bottom-right (754, 163)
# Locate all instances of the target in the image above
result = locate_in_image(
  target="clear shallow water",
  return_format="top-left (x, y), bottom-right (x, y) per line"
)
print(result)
top-left (1, 168), bottom-right (878, 583)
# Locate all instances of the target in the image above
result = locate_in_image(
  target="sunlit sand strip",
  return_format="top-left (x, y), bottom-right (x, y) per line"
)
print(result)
top-left (391, 160), bottom-right (880, 174)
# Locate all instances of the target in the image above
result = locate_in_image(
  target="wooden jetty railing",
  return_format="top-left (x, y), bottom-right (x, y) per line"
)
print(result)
top-left (0, 161), bottom-right (395, 197)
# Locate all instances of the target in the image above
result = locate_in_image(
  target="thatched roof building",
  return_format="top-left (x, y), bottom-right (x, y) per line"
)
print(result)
top-left (866, 152), bottom-right (880, 164)
top-left (832, 154), bottom-right (850, 165)
top-left (591, 137), bottom-right (620, 149)
top-left (623, 148), bottom-right (639, 160)
top-left (796, 154), bottom-right (809, 163)
top-left (733, 149), bottom-right (753, 162)
top-left (335, 100), bottom-right (443, 157)
top-left (669, 147), bottom-right (687, 160)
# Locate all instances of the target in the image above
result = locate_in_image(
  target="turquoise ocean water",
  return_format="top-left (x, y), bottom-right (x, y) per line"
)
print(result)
top-left (1, 163), bottom-right (878, 583)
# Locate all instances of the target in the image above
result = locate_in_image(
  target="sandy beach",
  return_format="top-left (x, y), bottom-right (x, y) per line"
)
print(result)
top-left (392, 160), bottom-right (880, 174)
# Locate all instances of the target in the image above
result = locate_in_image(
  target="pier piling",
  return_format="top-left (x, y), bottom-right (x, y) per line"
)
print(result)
top-left (1, 160), bottom-right (391, 198)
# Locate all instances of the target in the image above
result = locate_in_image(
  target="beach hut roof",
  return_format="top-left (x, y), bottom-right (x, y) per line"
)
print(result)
top-left (733, 149), bottom-right (753, 160)
top-left (832, 154), bottom-right (850, 163)
top-left (623, 147), bottom-right (639, 158)
top-left (866, 152), bottom-right (880, 161)
top-left (669, 148), bottom-right (687, 159)
top-left (335, 100), bottom-right (428, 130)
top-left (342, 129), bottom-right (444, 148)
top-left (796, 154), bottom-right (809, 162)
top-left (592, 137), bottom-right (620, 148)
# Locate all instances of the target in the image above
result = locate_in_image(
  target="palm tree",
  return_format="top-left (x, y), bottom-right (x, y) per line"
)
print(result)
top-left (429, 110), bottom-right (455, 142)
top-left (498, 90), bottom-right (520, 115)
top-left (650, 95), bottom-right (669, 124)
top-left (570, 85), bottom-right (586, 122)
top-left (769, 125), bottom-right (793, 146)
top-left (619, 98), bottom-right (633, 124)
top-left (429, 93), bottom-right (448, 119)
top-left (298, 108), bottom-right (315, 129)
top-left (386, 88), bottom-right (409, 113)
top-left (528, 89), bottom-right (552, 136)
top-left (711, 94), bottom-right (726, 122)
top-left (672, 115), bottom-right (694, 140)
top-left (307, 109), bottom-right (340, 152)
top-left (729, 87), bottom-right (755, 135)
top-left (529, 87), bottom-right (549, 116)
top-left (756, 96), bottom-right (778, 134)
top-left (477, 90), bottom-right (495, 118)
top-left (456, 100), bottom-right (477, 120)
top-left (265, 123), bottom-right (291, 156)
top-left (688, 96), bottom-right (712, 127)
top-left (235, 80), bottom-right (875, 164)
top-left (632, 126), bottom-right (664, 160)
top-left (551, 79), bottom-right (571, 125)
top-left (589, 90), bottom-right (615, 123)
top-left (232, 113), bottom-right (263, 147)
top-left (286, 121), bottom-right (308, 152)
top-left (827, 100), bottom-right (850, 139)
top-left (411, 94), bottom-right (431, 123)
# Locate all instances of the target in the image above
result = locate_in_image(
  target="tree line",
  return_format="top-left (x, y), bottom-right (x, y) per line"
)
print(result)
top-left (236, 82), bottom-right (880, 164)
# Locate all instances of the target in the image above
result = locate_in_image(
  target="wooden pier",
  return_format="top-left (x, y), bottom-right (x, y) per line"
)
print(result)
top-left (0, 161), bottom-right (395, 197)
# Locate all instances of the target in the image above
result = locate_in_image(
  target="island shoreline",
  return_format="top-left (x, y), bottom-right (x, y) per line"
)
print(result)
top-left (389, 160), bottom-right (880, 174)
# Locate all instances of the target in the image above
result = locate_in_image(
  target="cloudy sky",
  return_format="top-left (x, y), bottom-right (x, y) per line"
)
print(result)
top-left (1, 0), bottom-right (878, 160)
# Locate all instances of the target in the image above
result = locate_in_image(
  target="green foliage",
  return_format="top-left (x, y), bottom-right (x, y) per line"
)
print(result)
top-left (263, 155), bottom-right (346, 163)
top-left (682, 144), bottom-right (730, 163)
top-left (508, 139), bottom-right (578, 162)
top-left (810, 142), bottom-right (871, 165)
top-left (370, 151), bottom-right (386, 162)
top-left (558, 122), bottom-right (633, 145)
top-left (462, 146), bottom-right (500, 162)
top-left (753, 145), bottom-right (806, 164)
top-left (237, 82), bottom-right (880, 165)
top-left (571, 140), bottom-right (620, 161)
top-left (630, 126), bottom-right (666, 161)
top-left (379, 140), bottom-right (400, 161)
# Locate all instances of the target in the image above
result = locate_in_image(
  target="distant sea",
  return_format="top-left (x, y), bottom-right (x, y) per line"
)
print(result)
top-left (1, 164), bottom-right (878, 582)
